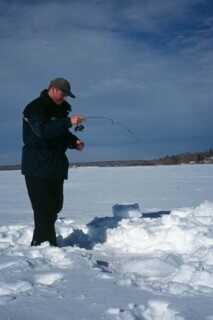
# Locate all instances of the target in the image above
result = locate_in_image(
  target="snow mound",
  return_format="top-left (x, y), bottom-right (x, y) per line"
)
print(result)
top-left (26, 243), bottom-right (72, 269)
top-left (105, 201), bottom-right (213, 255)
top-left (102, 202), bottom-right (213, 295)
top-left (34, 272), bottom-right (63, 286)
top-left (106, 300), bottom-right (184, 320)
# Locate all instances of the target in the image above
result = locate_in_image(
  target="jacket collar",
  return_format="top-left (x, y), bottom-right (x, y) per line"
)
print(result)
top-left (40, 89), bottom-right (71, 112)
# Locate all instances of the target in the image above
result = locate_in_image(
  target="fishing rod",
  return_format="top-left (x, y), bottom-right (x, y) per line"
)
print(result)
top-left (74, 116), bottom-right (141, 142)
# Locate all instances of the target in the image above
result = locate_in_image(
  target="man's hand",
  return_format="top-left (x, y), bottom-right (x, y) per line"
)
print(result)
top-left (75, 140), bottom-right (85, 151)
top-left (70, 115), bottom-right (85, 126)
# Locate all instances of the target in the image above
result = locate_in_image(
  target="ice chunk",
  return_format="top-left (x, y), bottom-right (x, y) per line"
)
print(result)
top-left (34, 272), bottom-right (63, 286)
top-left (112, 203), bottom-right (142, 219)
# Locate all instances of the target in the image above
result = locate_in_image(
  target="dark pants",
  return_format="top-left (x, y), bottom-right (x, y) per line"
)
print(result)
top-left (25, 175), bottom-right (64, 246)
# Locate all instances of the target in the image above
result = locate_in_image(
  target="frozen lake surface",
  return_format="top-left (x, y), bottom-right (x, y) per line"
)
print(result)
top-left (0, 165), bottom-right (213, 319)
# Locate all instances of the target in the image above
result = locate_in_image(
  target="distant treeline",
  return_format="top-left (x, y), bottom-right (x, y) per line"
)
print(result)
top-left (1, 149), bottom-right (213, 171)
top-left (72, 148), bottom-right (213, 167)
top-left (154, 148), bottom-right (213, 165)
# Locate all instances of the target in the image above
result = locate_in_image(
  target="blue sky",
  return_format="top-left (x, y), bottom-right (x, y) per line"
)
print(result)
top-left (0, 0), bottom-right (213, 164)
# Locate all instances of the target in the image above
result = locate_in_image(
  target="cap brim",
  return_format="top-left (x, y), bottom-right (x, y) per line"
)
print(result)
top-left (68, 91), bottom-right (76, 98)
top-left (61, 89), bottom-right (76, 98)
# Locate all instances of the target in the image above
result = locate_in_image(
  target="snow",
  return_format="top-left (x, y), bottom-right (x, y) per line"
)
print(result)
top-left (0, 165), bottom-right (213, 319)
top-left (0, 280), bottom-right (32, 297)
top-left (34, 273), bottom-right (63, 286)
top-left (99, 201), bottom-right (213, 295)
top-left (106, 300), bottom-right (184, 320)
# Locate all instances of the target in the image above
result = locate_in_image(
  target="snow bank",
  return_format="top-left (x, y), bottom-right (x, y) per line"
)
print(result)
top-left (101, 201), bottom-right (213, 295)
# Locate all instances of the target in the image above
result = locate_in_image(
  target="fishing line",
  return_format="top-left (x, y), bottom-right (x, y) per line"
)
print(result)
top-left (74, 116), bottom-right (141, 142)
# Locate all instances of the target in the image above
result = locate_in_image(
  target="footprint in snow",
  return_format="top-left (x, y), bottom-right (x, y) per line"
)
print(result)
top-left (0, 280), bottom-right (32, 304)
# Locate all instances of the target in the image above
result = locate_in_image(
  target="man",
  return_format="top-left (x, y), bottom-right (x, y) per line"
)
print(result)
top-left (21, 78), bottom-right (85, 246)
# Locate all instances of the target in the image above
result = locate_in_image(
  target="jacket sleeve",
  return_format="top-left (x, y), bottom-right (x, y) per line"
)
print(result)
top-left (23, 105), bottom-right (72, 140)
top-left (65, 131), bottom-right (79, 149)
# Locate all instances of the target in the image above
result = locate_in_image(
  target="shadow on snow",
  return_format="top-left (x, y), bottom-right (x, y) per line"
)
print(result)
top-left (58, 210), bottom-right (171, 249)
top-left (58, 210), bottom-right (170, 250)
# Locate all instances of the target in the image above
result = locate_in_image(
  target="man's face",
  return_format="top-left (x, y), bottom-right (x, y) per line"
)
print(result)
top-left (51, 87), bottom-right (67, 105)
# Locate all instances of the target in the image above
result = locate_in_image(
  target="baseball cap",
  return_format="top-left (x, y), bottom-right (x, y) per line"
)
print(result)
top-left (49, 78), bottom-right (76, 98)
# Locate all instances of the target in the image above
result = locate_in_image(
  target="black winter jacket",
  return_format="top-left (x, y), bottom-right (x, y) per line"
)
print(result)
top-left (21, 89), bottom-right (79, 179)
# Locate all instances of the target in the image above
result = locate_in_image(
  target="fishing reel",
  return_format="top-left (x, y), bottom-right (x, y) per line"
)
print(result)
top-left (74, 124), bottom-right (85, 132)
